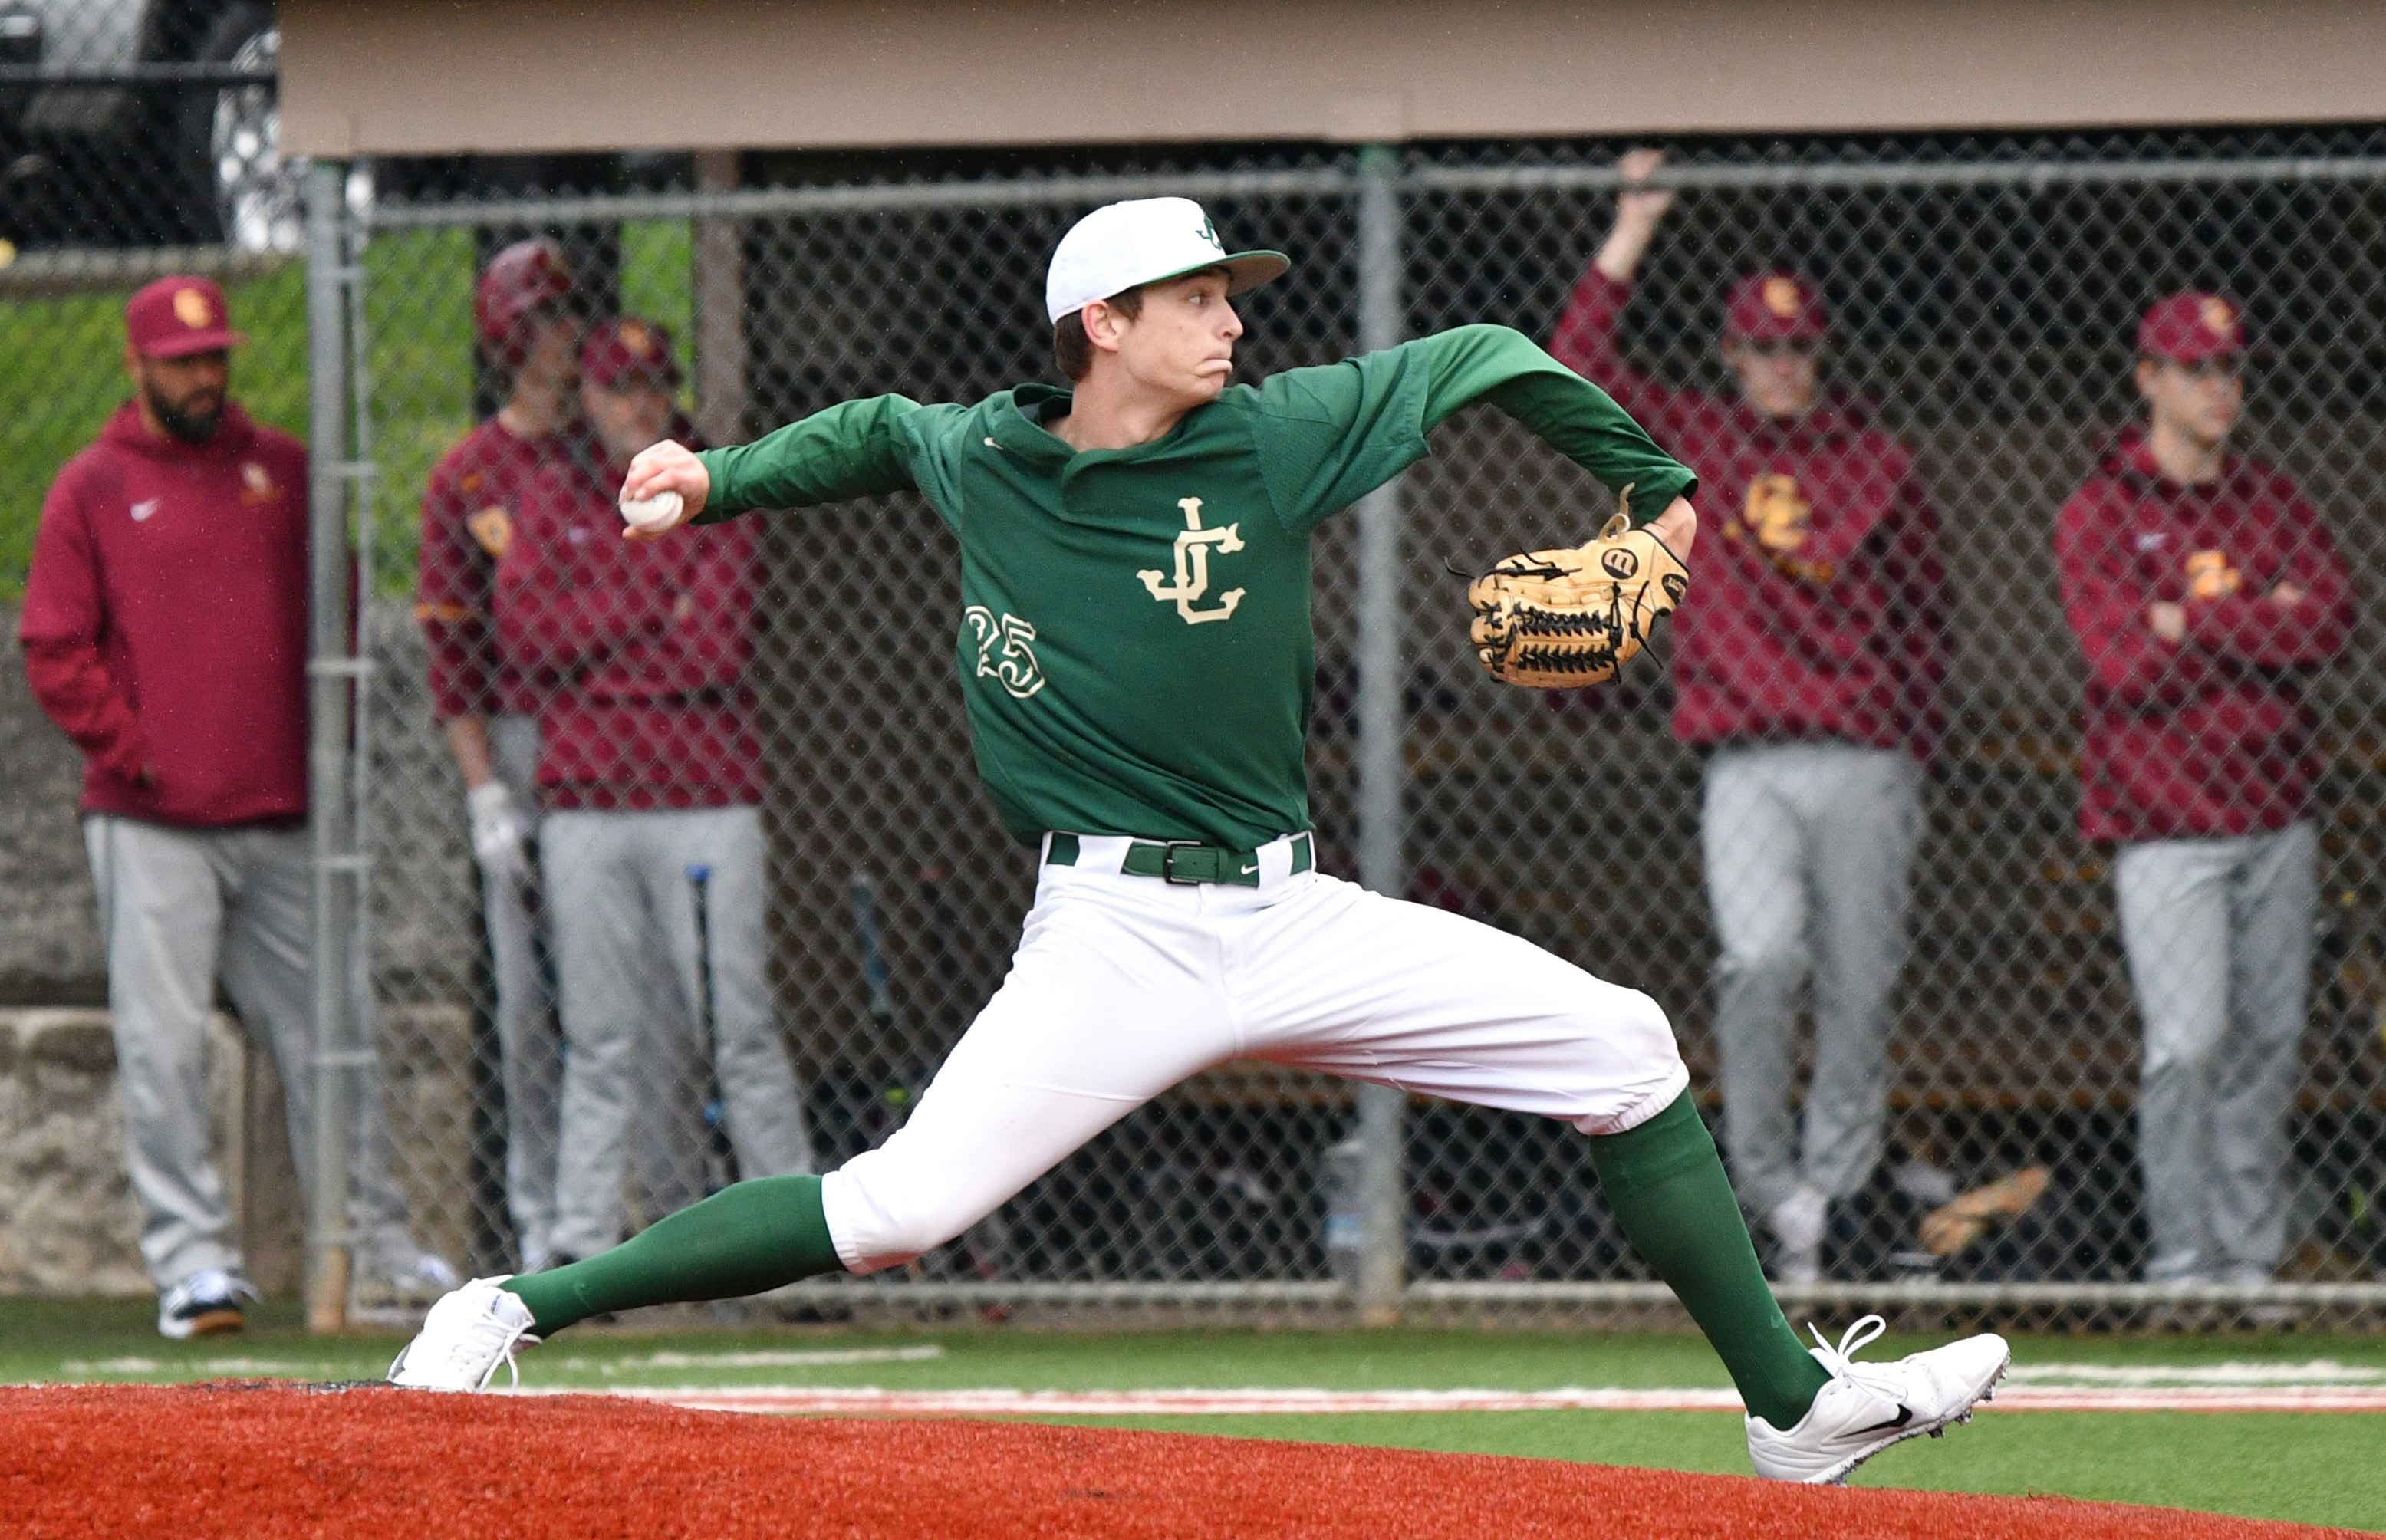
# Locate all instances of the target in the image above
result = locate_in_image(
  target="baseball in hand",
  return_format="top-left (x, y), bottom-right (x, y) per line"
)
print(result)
top-left (619, 489), bottom-right (684, 533)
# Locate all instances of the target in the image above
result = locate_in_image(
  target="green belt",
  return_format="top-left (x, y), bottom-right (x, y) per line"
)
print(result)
top-left (1045, 831), bottom-right (1315, 886)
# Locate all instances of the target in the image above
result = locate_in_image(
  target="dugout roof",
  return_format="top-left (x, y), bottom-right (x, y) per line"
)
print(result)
top-left (281, 0), bottom-right (2386, 157)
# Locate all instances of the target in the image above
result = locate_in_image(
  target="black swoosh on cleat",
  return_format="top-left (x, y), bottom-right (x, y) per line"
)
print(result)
top-left (1855, 1405), bottom-right (1915, 1436)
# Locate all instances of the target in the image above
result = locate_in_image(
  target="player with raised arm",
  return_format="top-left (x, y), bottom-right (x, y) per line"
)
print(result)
top-left (1552, 150), bottom-right (1952, 1286)
top-left (390, 198), bottom-right (2007, 1483)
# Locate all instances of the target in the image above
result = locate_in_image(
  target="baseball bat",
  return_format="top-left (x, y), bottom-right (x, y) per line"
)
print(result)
top-left (848, 872), bottom-right (898, 1035)
top-left (686, 862), bottom-right (737, 1193)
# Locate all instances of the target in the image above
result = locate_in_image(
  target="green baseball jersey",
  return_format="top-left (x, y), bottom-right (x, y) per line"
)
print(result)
top-left (695, 324), bottom-right (1697, 849)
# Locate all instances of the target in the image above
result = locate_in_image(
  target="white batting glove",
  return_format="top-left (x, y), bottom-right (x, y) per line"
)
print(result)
top-left (466, 781), bottom-right (532, 888)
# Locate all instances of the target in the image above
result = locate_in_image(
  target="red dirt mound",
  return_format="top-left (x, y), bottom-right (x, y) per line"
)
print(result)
top-left (0, 1383), bottom-right (2358, 1539)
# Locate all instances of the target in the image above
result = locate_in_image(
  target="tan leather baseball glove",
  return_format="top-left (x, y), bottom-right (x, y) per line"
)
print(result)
top-left (1465, 491), bottom-right (1690, 688)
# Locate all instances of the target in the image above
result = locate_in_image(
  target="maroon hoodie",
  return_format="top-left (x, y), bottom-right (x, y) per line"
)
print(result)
top-left (493, 428), bottom-right (764, 811)
top-left (2055, 426), bottom-right (2354, 844)
top-left (1550, 268), bottom-right (1948, 762)
top-left (416, 416), bottom-right (588, 722)
top-left (21, 402), bottom-right (311, 828)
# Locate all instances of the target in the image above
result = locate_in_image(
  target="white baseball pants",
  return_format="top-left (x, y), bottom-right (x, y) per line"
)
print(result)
top-left (821, 834), bottom-right (1689, 1275)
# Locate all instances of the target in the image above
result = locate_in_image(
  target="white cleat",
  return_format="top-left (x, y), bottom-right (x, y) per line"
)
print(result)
top-left (386, 1275), bottom-right (542, 1391)
top-left (157, 1268), bottom-right (261, 1340)
top-left (1746, 1315), bottom-right (2009, 1485)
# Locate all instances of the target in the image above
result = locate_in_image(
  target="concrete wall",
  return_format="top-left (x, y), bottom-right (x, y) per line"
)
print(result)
top-left (0, 1010), bottom-right (303, 1298)
top-left (0, 606), bottom-right (104, 1004)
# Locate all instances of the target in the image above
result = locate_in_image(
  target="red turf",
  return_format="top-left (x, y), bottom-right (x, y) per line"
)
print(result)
top-left (0, 1384), bottom-right (2359, 1538)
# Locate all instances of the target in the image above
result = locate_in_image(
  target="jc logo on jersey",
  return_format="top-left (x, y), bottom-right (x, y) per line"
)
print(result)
top-left (1138, 496), bottom-right (1246, 625)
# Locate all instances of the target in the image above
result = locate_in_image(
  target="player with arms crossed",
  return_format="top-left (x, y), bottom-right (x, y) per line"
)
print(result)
top-left (391, 199), bottom-right (2007, 1482)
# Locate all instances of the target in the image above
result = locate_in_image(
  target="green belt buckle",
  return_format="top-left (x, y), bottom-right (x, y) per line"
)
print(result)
top-left (1158, 841), bottom-right (1218, 884)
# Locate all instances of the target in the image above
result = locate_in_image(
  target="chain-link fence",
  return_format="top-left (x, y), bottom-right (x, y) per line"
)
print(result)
top-left (332, 127), bottom-right (2386, 1330)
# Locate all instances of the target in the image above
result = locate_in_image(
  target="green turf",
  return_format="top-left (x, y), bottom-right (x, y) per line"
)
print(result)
top-left (5, 1302), bottom-right (2378, 1531)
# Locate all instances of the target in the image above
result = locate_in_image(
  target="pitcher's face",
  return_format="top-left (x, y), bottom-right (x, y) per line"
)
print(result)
top-left (1109, 270), bottom-right (1242, 410)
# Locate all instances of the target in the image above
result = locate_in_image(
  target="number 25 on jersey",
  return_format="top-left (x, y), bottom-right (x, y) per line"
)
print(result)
top-left (965, 606), bottom-right (1046, 699)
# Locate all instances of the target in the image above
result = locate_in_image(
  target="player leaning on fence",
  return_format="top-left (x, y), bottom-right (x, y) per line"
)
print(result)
top-left (21, 277), bottom-right (454, 1338)
top-left (391, 197), bottom-right (2009, 1485)
top-left (2055, 293), bottom-right (2354, 1287)
top-left (413, 238), bottom-right (584, 1275)
top-left (495, 318), bottom-right (814, 1262)
top-left (1552, 151), bottom-right (1950, 1285)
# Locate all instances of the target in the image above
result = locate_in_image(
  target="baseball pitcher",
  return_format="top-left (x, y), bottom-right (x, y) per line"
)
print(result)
top-left (391, 199), bottom-right (2007, 1484)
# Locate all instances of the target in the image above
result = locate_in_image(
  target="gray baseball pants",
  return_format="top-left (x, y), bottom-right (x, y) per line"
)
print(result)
top-left (482, 713), bottom-right (564, 1272)
top-left (2115, 821), bottom-right (2316, 1282)
top-left (84, 814), bottom-right (420, 1292)
top-left (1703, 742), bottom-right (1923, 1218)
top-left (542, 804), bottom-right (813, 1259)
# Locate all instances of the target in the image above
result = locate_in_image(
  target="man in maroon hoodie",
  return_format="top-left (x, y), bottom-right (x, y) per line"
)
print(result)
top-left (496, 318), bottom-right (813, 1262)
top-left (21, 277), bottom-right (452, 1336)
top-left (1552, 151), bottom-right (1948, 1283)
top-left (414, 238), bottom-right (584, 1273)
top-left (2055, 294), bottom-right (2353, 1285)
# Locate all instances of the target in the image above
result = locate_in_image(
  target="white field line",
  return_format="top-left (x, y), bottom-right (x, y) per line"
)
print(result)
top-left (2008, 1359), bottom-right (2386, 1385)
top-left (47, 1344), bottom-right (947, 1379)
top-left (508, 1383), bottom-right (2386, 1416)
top-left (548, 1345), bottom-right (947, 1373)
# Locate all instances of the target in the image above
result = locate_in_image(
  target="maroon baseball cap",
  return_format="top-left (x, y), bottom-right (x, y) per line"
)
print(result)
top-left (2138, 291), bottom-right (2246, 363)
top-left (476, 239), bottom-right (578, 360)
top-left (126, 276), bottom-right (247, 358)
top-left (1724, 271), bottom-right (1828, 343)
top-left (581, 316), bottom-right (681, 390)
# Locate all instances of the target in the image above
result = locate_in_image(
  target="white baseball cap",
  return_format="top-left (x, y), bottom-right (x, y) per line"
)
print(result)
top-left (1045, 197), bottom-right (1290, 324)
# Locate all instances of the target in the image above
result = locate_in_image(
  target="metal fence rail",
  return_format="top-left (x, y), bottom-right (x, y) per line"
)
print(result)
top-left (324, 131), bottom-right (2386, 1328)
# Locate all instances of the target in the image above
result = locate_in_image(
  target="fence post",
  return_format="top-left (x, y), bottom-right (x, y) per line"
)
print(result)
top-left (304, 158), bottom-right (357, 1333)
top-left (1351, 141), bottom-right (1407, 1327)
top-left (692, 149), bottom-right (749, 446)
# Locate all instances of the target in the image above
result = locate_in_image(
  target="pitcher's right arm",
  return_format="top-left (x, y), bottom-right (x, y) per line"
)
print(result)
top-left (619, 395), bottom-right (929, 537)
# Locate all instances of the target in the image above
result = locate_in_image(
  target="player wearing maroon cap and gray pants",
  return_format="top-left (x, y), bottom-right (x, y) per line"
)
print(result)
top-left (498, 318), bottom-right (813, 1261)
top-left (415, 239), bottom-right (585, 1272)
top-left (22, 278), bottom-right (452, 1336)
top-left (1555, 153), bottom-right (1949, 1282)
top-left (2056, 294), bottom-right (2353, 1285)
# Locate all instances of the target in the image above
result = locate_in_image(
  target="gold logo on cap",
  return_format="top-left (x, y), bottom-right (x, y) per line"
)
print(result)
top-left (1762, 277), bottom-right (1802, 318)
top-left (619, 320), bottom-right (653, 357)
top-left (173, 288), bottom-right (212, 328)
top-left (2200, 297), bottom-right (2236, 335)
top-left (2186, 549), bottom-right (2242, 600)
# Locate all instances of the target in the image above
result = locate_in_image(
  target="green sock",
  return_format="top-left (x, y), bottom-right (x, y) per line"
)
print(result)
top-left (506, 1174), bottom-right (841, 1337)
top-left (1587, 1092), bottom-right (1829, 1430)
